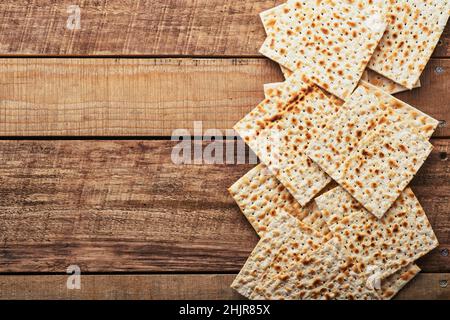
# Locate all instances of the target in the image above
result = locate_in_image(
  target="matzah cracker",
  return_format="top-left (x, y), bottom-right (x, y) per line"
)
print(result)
top-left (230, 172), bottom-right (419, 299)
top-left (234, 72), bottom-right (336, 206)
top-left (381, 264), bottom-right (421, 300)
top-left (231, 210), bottom-right (323, 299)
top-left (259, 4), bottom-right (285, 35)
top-left (263, 82), bottom-right (284, 98)
top-left (365, 69), bottom-right (421, 94)
top-left (229, 163), bottom-right (316, 237)
top-left (259, 0), bottom-right (387, 99)
top-left (259, 2), bottom-right (418, 94)
top-left (315, 187), bottom-right (439, 281)
top-left (259, 4), bottom-right (293, 79)
top-left (280, 67), bottom-right (294, 79)
top-left (368, 0), bottom-right (450, 89)
top-left (360, 81), bottom-right (438, 139)
top-left (252, 236), bottom-right (380, 300)
top-left (307, 84), bottom-right (434, 217)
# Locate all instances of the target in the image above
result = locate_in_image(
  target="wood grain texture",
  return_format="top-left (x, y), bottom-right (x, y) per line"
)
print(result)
top-left (1, 0), bottom-right (446, 57)
top-left (0, 274), bottom-right (448, 300)
top-left (0, 139), bottom-right (448, 273)
top-left (0, 58), bottom-right (448, 136)
top-left (0, 0), bottom-right (282, 56)
top-left (0, 58), bottom-right (281, 136)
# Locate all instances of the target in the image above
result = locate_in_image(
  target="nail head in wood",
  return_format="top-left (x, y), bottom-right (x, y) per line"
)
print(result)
top-left (435, 66), bottom-right (445, 74)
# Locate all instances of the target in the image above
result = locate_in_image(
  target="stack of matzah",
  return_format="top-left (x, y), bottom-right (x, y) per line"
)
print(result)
top-left (229, 0), bottom-right (449, 300)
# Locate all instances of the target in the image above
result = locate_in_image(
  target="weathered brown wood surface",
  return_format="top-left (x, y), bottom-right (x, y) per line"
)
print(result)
top-left (1, 0), bottom-right (447, 57)
top-left (0, 58), bottom-right (448, 137)
top-left (0, 140), bottom-right (448, 273)
top-left (0, 274), bottom-right (448, 300)
top-left (0, 0), bottom-right (449, 301)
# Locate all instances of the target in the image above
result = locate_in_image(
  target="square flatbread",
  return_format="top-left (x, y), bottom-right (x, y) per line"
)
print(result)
top-left (315, 186), bottom-right (438, 280)
top-left (259, 2), bottom-right (421, 93)
top-left (381, 264), bottom-right (421, 300)
top-left (251, 236), bottom-right (380, 300)
top-left (259, 4), bottom-right (293, 79)
top-left (229, 163), bottom-right (331, 237)
top-left (231, 210), bottom-right (324, 298)
top-left (306, 84), bottom-right (435, 218)
top-left (229, 164), bottom-right (420, 299)
top-left (364, 69), bottom-right (421, 94)
top-left (234, 72), bottom-right (336, 206)
top-left (232, 211), bottom-right (380, 300)
top-left (259, 0), bottom-right (387, 99)
top-left (368, 0), bottom-right (450, 89)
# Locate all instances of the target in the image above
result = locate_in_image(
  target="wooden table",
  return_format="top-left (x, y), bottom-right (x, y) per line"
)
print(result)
top-left (0, 1), bottom-right (448, 300)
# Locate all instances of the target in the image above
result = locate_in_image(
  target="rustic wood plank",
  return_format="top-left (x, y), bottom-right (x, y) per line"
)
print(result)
top-left (0, 58), bottom-right (281, 136)
top-left (393, 273), bottom-right (450, 300)
top-left (0, 139), bottom-right (448, 273)
top-left (0, 140), bottom-right (257, 272)
top-left (0, 0), bottom-right (282, 56)
top-left (1, 1), bottom-right (446, 57)
top-left (0, 273), bottom-right (448, 300)
top-left (0, 58), bottom-right (448, 136)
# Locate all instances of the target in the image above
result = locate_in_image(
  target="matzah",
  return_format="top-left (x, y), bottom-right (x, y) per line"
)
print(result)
top-left (360, 81), bottom-right (438, 139)
top-left (381, 264), bottom-right (421, 300)
top-left (259, 4), bottom-right (293, 79)
top-left (368, 0), bottom-right (450, 89)
top-left (252, 236), bottom-right (380, 300)
top-left (229, 163), bottom-right (316, 236)
top-left (230, 165), bottom-right (415, 299)
top-left (230, 174), bottom-right (424, 299)
top-left (306, 84), bottom-right (435, 218)
top-left (365, 69), bottom-right (421, 94)
top-left (315, 186), bottom-right (438, 281)
top-left (234, 72), bottom-right (336, 206)
top-left (259, 4), bottom-right (284, 35)
top-left (263, 82), bottom-right (284, 98)
top-left (259, 2), bottom-right (419, 94)
top-left (259, 0), bottom-right (387, 99)
top-left (231, 210), bottom-right (324, 299)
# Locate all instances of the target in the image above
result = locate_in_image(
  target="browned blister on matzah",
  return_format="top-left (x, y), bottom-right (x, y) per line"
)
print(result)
top-left (263, 82), bottom-right (284, 98)
top-left (259, 0), bottom-right (387, 99)
top-left (307, 84), bottom-right (435, 218)
top-left (368, 0), bottom-right (450, 89)
top-left (315, 187), bottom-right (439, 282)
top-left (234, 72), bottom-right (338, 207)
top-left (259, 4), bottom-right (293, 79)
